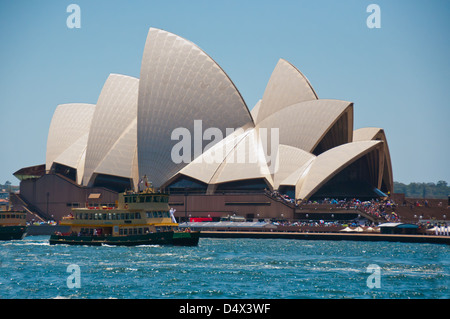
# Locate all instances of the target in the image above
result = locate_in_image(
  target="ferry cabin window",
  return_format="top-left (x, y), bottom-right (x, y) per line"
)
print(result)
top-left (144, 211), bottom-right (169, 218)
top-left (0, 214), bottom-right (25, 219)
top-left (80, 228), bottom-right (94, 235)
top-left (124, 196), bottom-right (136, 203)
top-left (118, 228), bottom-right (146, 235)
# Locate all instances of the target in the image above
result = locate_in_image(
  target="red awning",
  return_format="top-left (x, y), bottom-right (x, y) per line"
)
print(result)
top-left (190, 217), bottom-right (213, 222)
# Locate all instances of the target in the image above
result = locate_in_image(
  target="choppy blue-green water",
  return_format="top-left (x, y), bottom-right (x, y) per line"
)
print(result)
top-left (0, 236), bottom-right (448, 299)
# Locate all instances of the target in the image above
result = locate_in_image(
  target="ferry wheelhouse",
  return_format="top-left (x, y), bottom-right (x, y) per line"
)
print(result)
top-left (49, 189), bottom-right (200, 246)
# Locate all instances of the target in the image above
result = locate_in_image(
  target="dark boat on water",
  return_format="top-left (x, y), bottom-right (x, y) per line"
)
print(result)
top-left (49, 188), bottom-right (200, 246)
top-left (0, 211), bottom-right (27, 240)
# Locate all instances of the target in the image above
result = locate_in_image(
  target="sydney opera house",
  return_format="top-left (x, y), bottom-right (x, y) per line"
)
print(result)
top-left (13, 28), bottom-right (393, 222)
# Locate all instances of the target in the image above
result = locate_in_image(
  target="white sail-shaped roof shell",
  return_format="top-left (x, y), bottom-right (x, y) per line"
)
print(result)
top-left (273, 145), bottom-right (315, 190)
top-left (166, 124), bottom-right (253, 186)
top-left (250, 100), bottom-right (262, 122)
top-left (92, 119), bottom-right (138, 185)
top-left (137, 28), bottom-right (254, 187)
top-left (255, 59), bottom-right (318, 124)
top-left (208, 128), bottom-right (274, 187)
top-left (354, 127), bottom-right (393, 193)
top-left (82, 74), bottom-right (139, 186)
top-left (296, 141), bottom-right (384, 200)
top-left (256, 99), bottom-right (353, 153)
top-left (45, 103), bottom-right (95, 184)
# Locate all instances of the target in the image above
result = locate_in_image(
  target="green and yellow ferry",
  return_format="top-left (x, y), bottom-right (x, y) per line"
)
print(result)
top-left (49, 189), bottom-right (200, 246)
top-left (0, 211), bottom-right (27, 240)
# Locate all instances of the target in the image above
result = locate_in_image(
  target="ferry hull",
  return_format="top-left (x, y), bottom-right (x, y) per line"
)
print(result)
top-left (172, 231), bottom-right (200, 246)
top-left (49, 231), bottom-right (174, 246)
top-left (0, 226), bottom-right (27, 240)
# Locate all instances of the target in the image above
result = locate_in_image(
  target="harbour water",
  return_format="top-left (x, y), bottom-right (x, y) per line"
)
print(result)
top-left (0, 236), bottom-right (448, 299)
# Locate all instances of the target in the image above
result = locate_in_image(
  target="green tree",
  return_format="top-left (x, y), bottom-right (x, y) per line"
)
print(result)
top-left (394, 180), bottom-right (449, 199)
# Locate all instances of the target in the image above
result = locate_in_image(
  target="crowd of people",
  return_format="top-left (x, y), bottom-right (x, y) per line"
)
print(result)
top-left (271, 219), bottom-right (355, 228)
top-left (332, 198), bottom-right (400, 223)
top-left (265, 189), bottom-right (297, 205)
top-left (265, 188), bottom-right (400, 223)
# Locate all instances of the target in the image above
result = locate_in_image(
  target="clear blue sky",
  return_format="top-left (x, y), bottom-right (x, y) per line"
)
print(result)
top-left (0, 0), bottom-right (449, 185)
